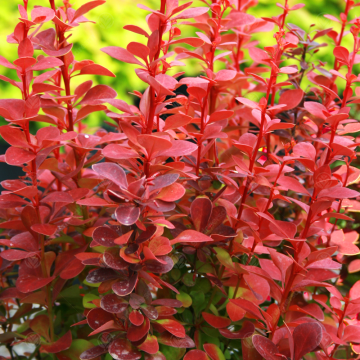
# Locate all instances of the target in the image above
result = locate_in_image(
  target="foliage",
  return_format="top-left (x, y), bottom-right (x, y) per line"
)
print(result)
top-left (1, 0), bottom-right (360, 360)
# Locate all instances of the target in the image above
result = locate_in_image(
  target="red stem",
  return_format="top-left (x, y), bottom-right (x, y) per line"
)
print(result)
top-left (58, 31), bottom-right (74, 131)
top-left (145, 0), bottom-right (166, 134)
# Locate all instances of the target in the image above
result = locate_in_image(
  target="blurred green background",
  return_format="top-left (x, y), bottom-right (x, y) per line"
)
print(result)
top-left (0, 0), bottom-right (352, 128)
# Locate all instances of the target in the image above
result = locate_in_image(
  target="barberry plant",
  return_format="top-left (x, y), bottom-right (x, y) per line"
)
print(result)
top-left (1, 0), bottom-right (360, 359)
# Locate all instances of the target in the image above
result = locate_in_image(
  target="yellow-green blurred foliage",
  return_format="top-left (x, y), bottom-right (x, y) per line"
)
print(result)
top-left (0, 0), bottom-right (351, 129)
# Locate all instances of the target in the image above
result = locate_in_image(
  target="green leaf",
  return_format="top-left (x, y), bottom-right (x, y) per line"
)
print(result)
top-left (214, 247), bottom-right (234, 270)
top-left (48, 235), bottom-right (76, 245)
top-left (58, 339), bottom-right (95, 360)
top-left (59, 285), bottom-right (81, 299)
top-left (83, 293), bottom-right (99, 309)
top-left (190, 291), bottom-right (206, 317)
top-left (182, 309), bottom-right (194, 324)
top-left (202, 327), bottom-right (220, 341)
top-left (204, 343), bottom-right (226, 360)
top-left (176, 291), bottom-right (192, 308)
top-left (171, 268), bottom-right (182, 281)
top-left (195, 278), bottom-right (212, 293)
top-left (160, 345), bottom-right (186, 359)
top-left (183, 273), bottom-right (196, 287)
top-left (83, 279), bottom-right (101, 288)
top-left (196, 262), bottom-right (214, 274)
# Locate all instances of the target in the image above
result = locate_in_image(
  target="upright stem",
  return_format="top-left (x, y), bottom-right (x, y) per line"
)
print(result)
top-left (237, 73), bottom-right (275, 221)
top-left (196, 88), bottom-right (210, 176)
top-left (23, 6), bottom-right (55, 341)
top-left (337, 0), bottom-right (351, 47)
top-left (330, 301), bottom-right (349, 357)
top-left (58, 31), bottom-right (74, 131)
top-left (325, 0), bottom-right (351, 105)
top-left (145, 0), bottom-right (166, 134)
top-left (49, 0), bottom-right (56, 11)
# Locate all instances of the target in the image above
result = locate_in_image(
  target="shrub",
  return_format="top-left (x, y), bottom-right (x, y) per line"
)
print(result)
top-left (0, 0), bottom-right (360, 359)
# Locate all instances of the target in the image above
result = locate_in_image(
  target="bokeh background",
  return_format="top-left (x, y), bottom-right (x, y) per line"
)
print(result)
top-left (0, 0), bottom-right (352, 108)
top-left (0, 0), bottom-right (354, 183)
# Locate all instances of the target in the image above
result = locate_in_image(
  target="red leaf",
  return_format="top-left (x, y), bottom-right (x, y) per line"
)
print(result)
top-left (86, 268), bottom-right (119, 283)
top-left (226, 300), bottom-right (246, 322)
top-left (343, 325), bottom-right (360, 343)
top-left (80, 64), bottom-right (115, 77)
top-left (101, 294), bottom-right (128, 313)
top-left (76, 197), bottom-right (109, 206)
top-left (18, 38), bottom-right (34, 58)
top-left (145, 256), bottom-right (174, 273)
top-left (0, 55), bottom-right (17, 69)
top-left (80, 345), bottom-right (108, 360)
top-left (127, 42), bottom-right (150, 63)
top-left (60, 258), bottom-right (85, 280)
top-left (5, 147), bottom-right (36, 166)
top-left (303, 102), bottom-right (327, 120)
top-left (349, 259), bottom-right (360, 273)
top-left (75, 105), bottom-right (107, 122)
top-left (108, 338), bottom-right (142, 360)
top-left (31, 7), bottom-right (55, 23)
top-left (156, 319), bottom-right (185, 338)
top-left (151, 299), bottom-right (182, 307)
top-left (190, 197), bottom-right (212, 232)
top-left (112, 273), bottom-right (138, 296)
top-left (202, 312), bottom-right (231, 329)
top-left (41, 192), bottom-right (74, 204)
top-left (115, 205), bottom-right (140, 226)
top-left (350, 280), bottom-right (360, 300)
top-left (184, 350), bottom-right (210, 360)
top-left (129, 310), bottom-right (144, 326)
top-left (157, 140), bottom-right (197, 157)
top-left (93, 226), bottom-right (118, 247)
top-left (252, 335), bottom-right (282, 360)
top-left (41, 331), bottom-right (72, 354)
top-left (170, 230), bottom-right (213, 245)
top-left (92, 162), bottom-right (127, 189)
top-left (172, 7), bottom-right (209, 20)
top-left (102, 46), bottom-right (146, 67)
top-left (32, 83), bottom-right (64, 94)
top-left (333, 46), bottom-right (349, 63)
top-left (219, 321), bottom-right (255, 339)
top-left (87, 308), bottom-right (114, 330)
top-left (16, 275), bottom-right (55, 293)
top-left (31, 224), bottom-right (57, 236)
top-left (148, 174), bottom-right (179, 192)
top-left (293, 323), bottom-right (322, 360)
top-left (157, 333), bottom-right (195, 348)
top-left (278, 89), bottom-right (304, 111)
top-left (103, 144), bottom-right (139, 160)
top-left (242, 337), bottom-right (263, 360)
top-left (127, 317), bottom-right (150, 342)
top-left (318, 187), bottom-right (359, 199)
top-left (138, 134), bottom-right (173, 159)
top-left (124, 25), bottom-right (149, 37)
top-left (31, 57), bottom-right (64, 71)
top-left (0, 250), bottom-right (38, 261)
top-left (72, 1), bottom-right (106, 22)
top-left (156, 183), bottom-right (185, 202)
top-left (163, 114), bottom-right (193, 130)
top-left (30, 315), bottom-right (50, 342)
top-left (230, 298), bottom-right (265, 321)
top-left (80, 85), bottom-right (117, 105)
top-left (138, 335), bottom-right (159, 354)
top-left (0, 126), bottom-right (28, 147)
top-left (203, 343), bottom-right (226, 360)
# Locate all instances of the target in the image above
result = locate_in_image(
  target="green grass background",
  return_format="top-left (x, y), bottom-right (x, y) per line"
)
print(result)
top-left (0, 0), bottom-right (351, 130)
